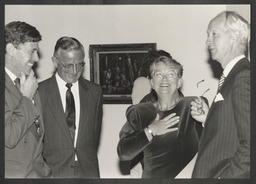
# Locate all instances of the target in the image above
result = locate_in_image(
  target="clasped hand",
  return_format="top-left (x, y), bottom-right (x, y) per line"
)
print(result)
top-left (190, 97), bottom-right (209, 124)
top-left (19, 70), bottom-right (38, 100)
top-left (148, 113), bottom-right (179, 136)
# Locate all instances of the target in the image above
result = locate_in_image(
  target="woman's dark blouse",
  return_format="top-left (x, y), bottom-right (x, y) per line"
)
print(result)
top-left (117, 97), bottom-right (203, 178)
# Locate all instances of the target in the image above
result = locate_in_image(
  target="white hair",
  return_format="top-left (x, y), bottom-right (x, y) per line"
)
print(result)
top-left (216, 11), bottom-right (250, 48)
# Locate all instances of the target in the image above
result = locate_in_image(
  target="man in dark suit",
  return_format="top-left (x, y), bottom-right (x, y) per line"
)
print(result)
top-left (39, 36), bottom-right (103, 178)
top-left (5, 21), bottom-right (51, 178)
top-left (190, 11), bottom-right (250, 178)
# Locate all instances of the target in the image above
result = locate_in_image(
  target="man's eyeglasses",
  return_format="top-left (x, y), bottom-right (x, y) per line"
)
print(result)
top-left (197, 79), bottom-right (210, 97)
top-left (55, 57), bottom-right (85, 71)
top-left (196, 79), bottom-right (210, 115)
top-left (151, 70), bottom-right (178, 80)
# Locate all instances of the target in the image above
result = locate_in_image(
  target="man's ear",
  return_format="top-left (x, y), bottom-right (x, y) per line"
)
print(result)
top-left (149, 78), bottom-right (154, 89)
top-left (52, 56), bottom-right (58, 68)
top-left (177, 78), bottom-right (183, 89)
top-left (231, 30), bottom-right (241, 44)
top-left (6, 43), bottom-right (16, 56)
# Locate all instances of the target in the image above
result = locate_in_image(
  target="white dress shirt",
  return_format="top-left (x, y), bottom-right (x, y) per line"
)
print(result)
top-left (5, 67), bottom-right (36, 104)
top-left (223, 55), bottom-right (245, 77)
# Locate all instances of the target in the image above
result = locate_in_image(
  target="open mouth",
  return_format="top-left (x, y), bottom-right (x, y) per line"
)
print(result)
top-left (160, 83), bottom-right (170, 87)
top-left (27, 62), bottom-right (34, 66)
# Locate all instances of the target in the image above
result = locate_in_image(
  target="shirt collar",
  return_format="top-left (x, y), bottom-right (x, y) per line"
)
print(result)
top-left (5, 67), bottom-right (18, 83)
top-left (223, 55), bottom-right (245, 77)
top-left (55, 72), bottom-right (78, 88)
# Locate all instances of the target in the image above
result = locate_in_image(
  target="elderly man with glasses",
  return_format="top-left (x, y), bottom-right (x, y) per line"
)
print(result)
top-left (39, 36), bottom-right (103, 178)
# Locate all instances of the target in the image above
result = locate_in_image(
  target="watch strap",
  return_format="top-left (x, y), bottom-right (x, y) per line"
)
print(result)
top-left (147, 126), bottom-right (154, 137)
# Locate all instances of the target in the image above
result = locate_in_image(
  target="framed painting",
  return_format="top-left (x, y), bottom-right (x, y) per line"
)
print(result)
top-left (89, 43), bottom-right (156, 104)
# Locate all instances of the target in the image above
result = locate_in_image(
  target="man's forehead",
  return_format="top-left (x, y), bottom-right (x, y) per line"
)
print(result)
top-left (208, 16), bottom-right (226, 29)
top-left (57, 48), bottom-right (85, 63)
top-left (58, 48), bottom-right (84, 54)
top-left (18, 41), bottom-right (39, 49)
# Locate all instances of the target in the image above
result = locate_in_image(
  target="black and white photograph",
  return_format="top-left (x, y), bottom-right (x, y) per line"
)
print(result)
top-left (2, 2), bottom-right (254, 184)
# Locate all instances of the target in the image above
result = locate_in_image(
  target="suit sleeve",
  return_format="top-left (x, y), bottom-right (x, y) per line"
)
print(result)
top-left (117, 106), bottom-right (151, 161)
top-left (219, 69), bottom-right (250, 178)
top-left (5, 95), bottom-right (40, 148)
top-left (94, 87), bottom-right (103, 151)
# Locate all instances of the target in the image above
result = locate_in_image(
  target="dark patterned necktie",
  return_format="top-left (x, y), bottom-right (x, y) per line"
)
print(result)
top-left (14, 78), bottom-right (21, 91)
top-left (65, 83), bottom-right (76, 143)
top-left (217, 73), bottom-right (225, 92)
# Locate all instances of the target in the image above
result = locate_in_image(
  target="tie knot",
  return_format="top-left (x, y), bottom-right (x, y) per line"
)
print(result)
top-left (66, 83), bottom-right (73, 89)
top-left (14, 77), bottom-right (20, 85)
top-left (14, 77), bottom-right (20, 84)
top-left (220, 73), bottom-right (225, 80)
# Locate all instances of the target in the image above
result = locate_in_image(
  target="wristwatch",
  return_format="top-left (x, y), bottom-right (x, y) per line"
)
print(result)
top-left (147, 126), bottom-right (154, 137)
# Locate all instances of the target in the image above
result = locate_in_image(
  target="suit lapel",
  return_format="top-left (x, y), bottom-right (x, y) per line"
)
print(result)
top-left (47, 75), bottom-right (74, 145)
top-left (76, 78), bottom-right (90, 147)
top-left (6, 72), bottom-right (44, 141)
top-left (34, 92), bottom-right (44, 131)
top-left (206, 58), bottom-right (249, 124)
top-left (30, 91), bottom-right (45, 140)
top-left (5, 72), bottom-right (21, 98)
top-left (218, 58), bottom-right (249, 94)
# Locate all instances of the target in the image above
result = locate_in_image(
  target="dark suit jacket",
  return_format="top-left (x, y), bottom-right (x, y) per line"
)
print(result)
top-left (39, 75), bottom-right (103, 178)
top-left (5, 72), bottom-right (51, 178)
top-left (192, 58), bottom-right (250, 178)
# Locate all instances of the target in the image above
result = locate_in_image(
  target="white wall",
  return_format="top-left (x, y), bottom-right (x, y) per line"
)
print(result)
top-left (5, 5), bottom-right (250, 178)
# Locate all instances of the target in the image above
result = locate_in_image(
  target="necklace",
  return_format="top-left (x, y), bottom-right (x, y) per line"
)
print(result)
top-left (157, 96), bottom-right (181, 111)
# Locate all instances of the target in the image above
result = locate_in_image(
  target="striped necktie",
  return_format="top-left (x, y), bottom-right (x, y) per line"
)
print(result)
top-left (217, 73), bottom-right (225, 92)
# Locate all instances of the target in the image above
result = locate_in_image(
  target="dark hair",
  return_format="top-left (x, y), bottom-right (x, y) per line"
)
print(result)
top-left (139, 51), bottom-right (184, 103)
top-left (54, 36), bottom-right (84, 56)
top-left (5, 21), bottom-right (42, 49)
top-left (140, 49), bottom-right (172, 77)
top-left (149, 56), bottom-right (183, 79)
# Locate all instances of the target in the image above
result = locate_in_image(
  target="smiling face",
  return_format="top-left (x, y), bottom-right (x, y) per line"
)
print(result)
top-left (8, 42), bottom-right (39, 77)
top-left (53, 48), bottom-right (85, 83)
top-left (150, 62), bottom-right (182, 96)
top-left (206, 15), bottom-right (234, 68)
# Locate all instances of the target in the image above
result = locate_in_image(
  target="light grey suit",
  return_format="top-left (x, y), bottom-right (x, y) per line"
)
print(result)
top-left (5, 72), bottom-right (51, 178)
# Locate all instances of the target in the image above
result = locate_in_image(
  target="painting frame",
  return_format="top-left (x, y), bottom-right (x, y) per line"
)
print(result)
top-left (89, 43), bottom-right (157, 104)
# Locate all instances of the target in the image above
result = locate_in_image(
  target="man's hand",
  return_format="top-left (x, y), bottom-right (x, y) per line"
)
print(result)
top-left (191, 97), bottom-right (209, 124)
top-left (20, 70), bottom-right (38, 100)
